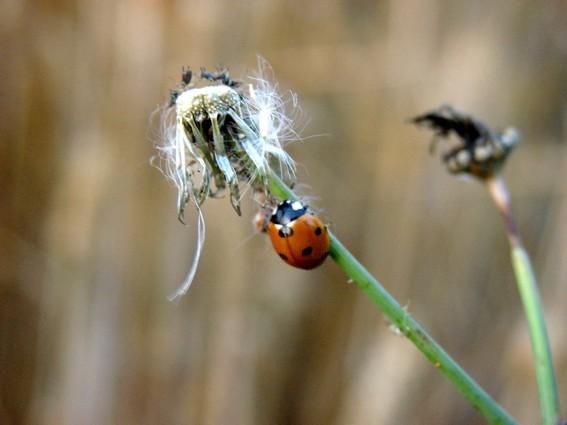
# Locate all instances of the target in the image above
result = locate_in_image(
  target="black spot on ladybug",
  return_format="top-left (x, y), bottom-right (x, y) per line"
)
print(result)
top-left (279, 253), bottom-right (289, 261)
top-left (314, 227), bottom-right (322, 236)
top-left (301, 246), bottom-right (313, 256)
top-left (320, 251), bottom-right (330, 261)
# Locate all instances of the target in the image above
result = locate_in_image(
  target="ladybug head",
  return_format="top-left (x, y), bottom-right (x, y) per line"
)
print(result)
top-left (270, 200), bottom-right (308, 226)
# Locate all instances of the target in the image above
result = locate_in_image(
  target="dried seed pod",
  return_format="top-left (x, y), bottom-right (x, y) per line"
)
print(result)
top-left (413, 105), bottom-right (520, 179)
top-left (158, 63), bottom-right (297, 221)
top-left (153, 59), bottom-right (300, 298)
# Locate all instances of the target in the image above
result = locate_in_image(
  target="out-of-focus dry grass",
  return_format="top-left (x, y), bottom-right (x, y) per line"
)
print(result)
top-left (1, 1), bottom-right (566, 424)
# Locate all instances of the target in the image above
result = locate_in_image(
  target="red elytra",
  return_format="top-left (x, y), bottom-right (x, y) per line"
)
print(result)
top-left (267, 200), bottom-right (330, 270)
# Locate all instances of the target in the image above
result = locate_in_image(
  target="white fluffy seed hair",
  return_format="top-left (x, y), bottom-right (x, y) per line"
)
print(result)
top-left (152, 106), bottom-right (206, 301)
top-left (242, 58), bottom-right (300, 179)
top-left (153, 58), bottom-right (302, 300)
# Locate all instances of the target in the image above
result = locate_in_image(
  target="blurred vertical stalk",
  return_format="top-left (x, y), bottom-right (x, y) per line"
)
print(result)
top-left (269, 172), bottom-right (517, 425)
top-left (486, 176), bottom-right (560, 425)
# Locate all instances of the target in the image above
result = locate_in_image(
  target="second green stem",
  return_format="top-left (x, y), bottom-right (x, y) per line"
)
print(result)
top-left (487, 176), bottom-right (560, 425)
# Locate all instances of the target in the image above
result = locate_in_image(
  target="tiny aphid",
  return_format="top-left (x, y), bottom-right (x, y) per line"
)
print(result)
top-left (154, 59), bottom-right (299, 299)
top-left (199, 68), bottom-right (240, 88)
top-left (182, 68), bottom-right (193, 85)
top-left (169, 67), bottom-right (193, 107)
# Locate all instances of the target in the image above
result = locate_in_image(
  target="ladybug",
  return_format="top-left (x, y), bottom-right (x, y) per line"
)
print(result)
top-left (267, 200), bottom-right (331, 270)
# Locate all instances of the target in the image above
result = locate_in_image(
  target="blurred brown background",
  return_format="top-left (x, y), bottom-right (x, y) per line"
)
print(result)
top-left (2, 0), bottom-right (567, 424)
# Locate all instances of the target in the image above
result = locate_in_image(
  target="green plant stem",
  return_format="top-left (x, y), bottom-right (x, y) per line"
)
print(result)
top-left (487, 176), bottom-right (560, 425)
top-left (268, 172), bottom-right (517, 425)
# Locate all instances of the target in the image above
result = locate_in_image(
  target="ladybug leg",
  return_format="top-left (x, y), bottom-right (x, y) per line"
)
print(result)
top-left (253, 206), bottom-right (271, 233)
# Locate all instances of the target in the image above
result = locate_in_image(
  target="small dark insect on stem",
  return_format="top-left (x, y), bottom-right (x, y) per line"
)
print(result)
top-left (182, 67), bottom-right (193, 85)
top-left (200, 68), bottom-right (241, 88)
top-left (169, 67), bottom-right (193, 107)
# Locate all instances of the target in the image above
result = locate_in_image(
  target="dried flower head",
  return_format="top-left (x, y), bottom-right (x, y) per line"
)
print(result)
top-left (154, 59), bottom-right (299, 299)
top-left (412, 105), bottom-right (520, 179)
top-left (158, 63), bottom-right (297, 221)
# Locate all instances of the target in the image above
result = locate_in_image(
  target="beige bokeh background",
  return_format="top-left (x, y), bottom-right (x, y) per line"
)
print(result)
top-left (2, 1), bottom-right (567, 424)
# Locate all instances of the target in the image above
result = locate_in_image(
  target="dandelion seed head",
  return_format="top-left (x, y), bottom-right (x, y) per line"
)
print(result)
top-left (153, 60), bottom-right (301, 298)
top-left (157, 63), bottom-right (299, 219)
top-left (176, 85), bottom-right (240, 122)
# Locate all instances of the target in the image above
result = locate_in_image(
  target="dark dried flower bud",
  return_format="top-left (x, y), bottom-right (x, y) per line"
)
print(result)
top-left (412, 105), bottom-right (519, 179)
